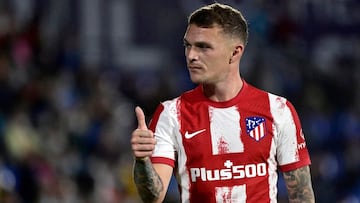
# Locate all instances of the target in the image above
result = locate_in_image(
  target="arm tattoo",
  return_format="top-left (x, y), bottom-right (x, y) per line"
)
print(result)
top-left (134, 158), bottom-right (164, 203)
top-left (283, 166), bottom-right (315, 203)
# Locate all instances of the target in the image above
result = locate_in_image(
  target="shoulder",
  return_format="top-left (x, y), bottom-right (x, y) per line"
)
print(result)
top-left (246, 81), bottom-right (291, 109)
top-left (153, 87), bottom-right (198, 117)
top-left (242, 81), bottom-right (287, 109)
top-left (242, 81), bottom-right (301, 123)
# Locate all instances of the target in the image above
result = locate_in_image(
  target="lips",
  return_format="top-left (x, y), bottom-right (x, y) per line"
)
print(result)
top-left (188, 67), bottom-right (203, 74)
top-left (188, 64), bottom-right (202, 70)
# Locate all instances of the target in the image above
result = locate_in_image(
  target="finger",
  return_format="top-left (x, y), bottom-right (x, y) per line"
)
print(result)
top-left (132, 142), bottom-right (156, 158)
top-left (133, 144), bottom-right (156, 151)
top-left (134, 135), bottom-right (156, 144)
top-left (135, 106), bottom-right (148, 130)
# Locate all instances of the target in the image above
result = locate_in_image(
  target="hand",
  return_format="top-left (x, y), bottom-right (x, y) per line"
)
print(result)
top-left (131, 106), bottom-right (156, 160)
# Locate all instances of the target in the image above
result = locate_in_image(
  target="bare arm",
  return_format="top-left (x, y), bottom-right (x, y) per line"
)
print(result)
top-left (133, 158), bottom-right (173, 203)
top-left (133, 158), bottom-right (163, 203)
top-left (283, 165), bottom-right (315, 203)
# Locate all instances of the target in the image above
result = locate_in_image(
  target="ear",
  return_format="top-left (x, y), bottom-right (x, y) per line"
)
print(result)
top-left (229, 44), bottom-right (244, 64)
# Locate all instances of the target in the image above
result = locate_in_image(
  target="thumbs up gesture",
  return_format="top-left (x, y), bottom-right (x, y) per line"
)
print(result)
top-left (131, 106), bottom-right (156, 160)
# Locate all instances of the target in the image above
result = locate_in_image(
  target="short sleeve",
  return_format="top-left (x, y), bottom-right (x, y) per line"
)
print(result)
top-left (269, 95), bottom-right (311, 172)
top-left (149, 101), bottom-right (178, 167)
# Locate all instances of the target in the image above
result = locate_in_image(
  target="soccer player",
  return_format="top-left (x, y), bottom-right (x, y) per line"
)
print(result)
top-left (131, 3), bottom-right (315, 203)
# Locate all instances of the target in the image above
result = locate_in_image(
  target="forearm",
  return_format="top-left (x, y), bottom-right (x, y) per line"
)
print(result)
top-left (133, 157), bottom-right (164, 203)
top-left (284, 166), bottom-right (315, 203)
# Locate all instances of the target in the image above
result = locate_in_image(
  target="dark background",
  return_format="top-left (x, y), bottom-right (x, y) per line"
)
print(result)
top-left (0, 0), bottom-right (359, 202)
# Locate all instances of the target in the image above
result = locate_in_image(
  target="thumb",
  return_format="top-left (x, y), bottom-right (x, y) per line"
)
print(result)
top-left (135, 106), bottom-right (148, 130)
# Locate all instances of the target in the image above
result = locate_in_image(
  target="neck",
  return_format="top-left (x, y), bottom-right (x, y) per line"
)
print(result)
top-left (202, 77), bottom-right (243, 102)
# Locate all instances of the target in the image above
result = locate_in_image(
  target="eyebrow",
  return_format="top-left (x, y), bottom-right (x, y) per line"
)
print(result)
top-left (183, 38), bottom-right (213, 48)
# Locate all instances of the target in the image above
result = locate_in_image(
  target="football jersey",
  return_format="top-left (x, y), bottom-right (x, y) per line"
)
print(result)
top-left (149, 80), bottom-right (311, 203)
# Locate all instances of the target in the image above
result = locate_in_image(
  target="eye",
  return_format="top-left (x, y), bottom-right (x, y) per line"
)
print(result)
top-left (183, 41), bottom-right (191, 48)
top-left (196, 42), bottom-right (211, 50)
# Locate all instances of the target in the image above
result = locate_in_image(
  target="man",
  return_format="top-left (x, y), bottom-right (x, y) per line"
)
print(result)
top-left (131, 3), bottom-right (315, 203)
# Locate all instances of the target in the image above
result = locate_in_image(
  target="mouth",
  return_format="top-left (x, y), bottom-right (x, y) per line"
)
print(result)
top-left (188, 64), bottom-right (202, 70)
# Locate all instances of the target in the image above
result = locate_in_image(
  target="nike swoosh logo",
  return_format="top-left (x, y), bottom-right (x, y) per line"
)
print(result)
top-left (184, 129), bottom-right (206, 139)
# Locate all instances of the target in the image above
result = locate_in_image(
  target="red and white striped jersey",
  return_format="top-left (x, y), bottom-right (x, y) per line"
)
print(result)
top-left (149, 80), bottom-right (311, 203)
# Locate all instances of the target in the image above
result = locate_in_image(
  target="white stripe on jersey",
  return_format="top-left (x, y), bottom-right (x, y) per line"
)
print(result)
top-left (209, 106), bottom-right (243, 155)
top-left (268, 94), bottom-right (299, 165)
top-left (215, 185), bottom-right (246, 203)
top-left (267, 127), bottom-right (279, 203)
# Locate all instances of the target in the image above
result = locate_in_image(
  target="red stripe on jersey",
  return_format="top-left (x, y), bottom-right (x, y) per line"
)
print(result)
top-left (149, 104), bottom-right (164, 132)
top-left (151, 157), bottom-right (175, 168)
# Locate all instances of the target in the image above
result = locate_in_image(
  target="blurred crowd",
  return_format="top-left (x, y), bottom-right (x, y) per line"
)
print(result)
top-left (0, 0), bottom-right (359, 203)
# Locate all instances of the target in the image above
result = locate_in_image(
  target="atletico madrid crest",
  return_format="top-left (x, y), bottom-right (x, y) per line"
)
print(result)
top-left (245, 117), bottom-right (266, 141)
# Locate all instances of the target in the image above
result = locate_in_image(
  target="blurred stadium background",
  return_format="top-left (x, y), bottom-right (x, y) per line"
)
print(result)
top-left (0, 0), bottom-right (359, 202)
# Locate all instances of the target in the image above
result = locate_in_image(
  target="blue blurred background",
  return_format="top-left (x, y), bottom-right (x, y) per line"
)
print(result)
top-left (0, 0), bottom-right (359, 202)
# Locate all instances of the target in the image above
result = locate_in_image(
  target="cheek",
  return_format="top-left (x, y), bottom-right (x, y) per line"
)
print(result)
top-left (206, 53), bottom-right (229, 67)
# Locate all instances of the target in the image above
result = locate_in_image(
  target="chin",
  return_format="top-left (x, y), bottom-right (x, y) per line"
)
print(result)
top-left (189, 77), bottom-right (202, 84)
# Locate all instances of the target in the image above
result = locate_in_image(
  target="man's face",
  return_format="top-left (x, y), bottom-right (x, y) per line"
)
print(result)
top-left (183, 24), bottom-right (234, 84)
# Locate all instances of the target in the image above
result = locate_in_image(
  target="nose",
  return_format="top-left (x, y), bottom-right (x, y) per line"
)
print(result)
top-left (186, 47), bottom-right (198, 62)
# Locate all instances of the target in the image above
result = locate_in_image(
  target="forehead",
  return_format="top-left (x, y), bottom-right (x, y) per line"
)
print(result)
top-left (184, 24), bottom-right (225, 43)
